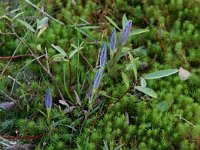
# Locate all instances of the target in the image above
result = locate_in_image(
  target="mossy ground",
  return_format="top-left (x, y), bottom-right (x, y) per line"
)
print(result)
top-left (0, 0), bottom-right (200, 149)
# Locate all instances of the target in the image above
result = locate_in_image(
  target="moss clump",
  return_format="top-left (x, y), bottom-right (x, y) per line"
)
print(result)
top-left (0, 0), bottom-right (200, 149)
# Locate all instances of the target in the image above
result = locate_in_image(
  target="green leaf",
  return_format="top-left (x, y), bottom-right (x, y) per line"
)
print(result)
top-left (37, 108), bottom-right (46, 117)
top-left (69, 42), bottom-right (84, 59)
top-left (37, 17), bottom-right (49, 29)
top-left (140, 77), bottom-right (147, 87)
top-left (105, 16), bottom-right (121, 31)
top-left (1, 15), bottom-right (12, 22)
top-left (156, 101), bottom-right (168, 112)
top-left (69, 47), bottom-right (83, 59)
top-left (51, 44), bottom-right (67, 56)
top-left (36, 44), bottom-right (42, 51)
top-left (79, 26), bottom-right (100, 30)
top-left (122, 72), bottom-right (130, 89)
top-left (102, 140), bottom-right (109, 150)
top-left (78, 29), bottom-right (96, 42)
top-left (122, 47), bottom-right (131, 53)
top-left (51, 54), bottom-right (68, 62)
top-left (79, 18), bottom-right (90, 24)
top-left (135, 86), bottom-right (157, 98)
top-left (114, 144), bottom-right (125, 150)
top-left (144, 69), bottom-right (179, 80)
top-left (122, 14), bottom-right (128, 29)
top-left (128, 52), bottom-right (137, 80)
top-left (129, 28), bottom-right (149, 36)
top-left (74, 90), bottom-right (82, 107)
top-left (16, 19), bottom-right (35, 32)
top-left (36, 17), bottom-right (49, 38)
top-left (13, 12), bottom-right (24, 20)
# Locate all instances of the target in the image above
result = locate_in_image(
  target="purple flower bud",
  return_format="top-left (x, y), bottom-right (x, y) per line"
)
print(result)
top-left (120, 20), bottom-right (132, 46)
top-left (100, 43), bottom-right (107, 67)
top-left (110, 28), bottom-right (116, 52)
top-left (93, 69), bottom-right (103, 89)
top-left (45, 87), bottom-right (52, 109)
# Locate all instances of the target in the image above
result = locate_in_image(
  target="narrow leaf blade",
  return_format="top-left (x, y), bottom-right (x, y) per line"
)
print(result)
top-left (51, 44), bottom-right (67, 56)
top-left (135, 86), bottom-right (157, 98)
top-left (128, 52), bottom-right (137, 80)
top-left (37, 17), bottom-right (49, 29)
top-left (105, 16), bottom-right (121, 31)
top-left (13, 12), bottom-right (24, 20)
top-left (79, 26), bottom-right (100, 29)
top-left (122, 14), bottom-right (128, 29)
top-left (140, 77), bottom-right (147, 87)
top-left (129, 28), bottom-right (149, 36)
top-left (16, 19), bottom-right (35, 32)
top-left (69, 47), bottom-right (83, 59)
top-left (144, 69), bottom-right (179, 80)
top-left (122, 72), bottom-right (130, 89)
top-left (51, 54), bottom-right (68, 62)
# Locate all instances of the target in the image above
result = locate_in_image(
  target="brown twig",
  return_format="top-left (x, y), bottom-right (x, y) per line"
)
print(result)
top-left (0, 54), bottom-right (34, 59)
top-left (2, 134), bottom-right (47, 140)
top-left (80, 52), bottom-right (93, 69)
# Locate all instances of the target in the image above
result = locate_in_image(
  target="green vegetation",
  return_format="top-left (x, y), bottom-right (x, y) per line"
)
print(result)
top-left (0, 0), bottom-right (200, 149)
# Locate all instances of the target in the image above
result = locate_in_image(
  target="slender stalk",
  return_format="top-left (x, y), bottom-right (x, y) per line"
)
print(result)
top-left (68, 62), bottom-right (73, 92)
top-left (47, 109), bottom-right (51, 125)
top-left (80, 52), bottom-right (93, 69)
top-left (175, 114), bottom-right (196, 127)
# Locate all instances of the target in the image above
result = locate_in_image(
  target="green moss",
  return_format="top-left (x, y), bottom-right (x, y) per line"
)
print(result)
top-left (1, 0), bottom-right (200, 149)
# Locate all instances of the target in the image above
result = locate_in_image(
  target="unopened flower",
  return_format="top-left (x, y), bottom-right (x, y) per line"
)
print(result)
top-left (110, 28), bottom-right (116, 52)
top-left (100, 43), bottom-right (107, 68)
top-left (120, 20), bottom-right (132, 46)
top-left (45, 87), bottom-right (52, 109)
top-left (93, 68), bottom-right (103, 89)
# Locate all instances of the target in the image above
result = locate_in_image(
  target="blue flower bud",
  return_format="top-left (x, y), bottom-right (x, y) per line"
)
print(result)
top-left (45, 87), bottom-right (52, 109)
top-left (110, 28), bottom-right (116, 52)
top-left (93, 69), bottom-right (103, 89)
top-left (100, 43), bottom-right (107, 67)
top-left (120, 20), bottom-right (132, 46)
